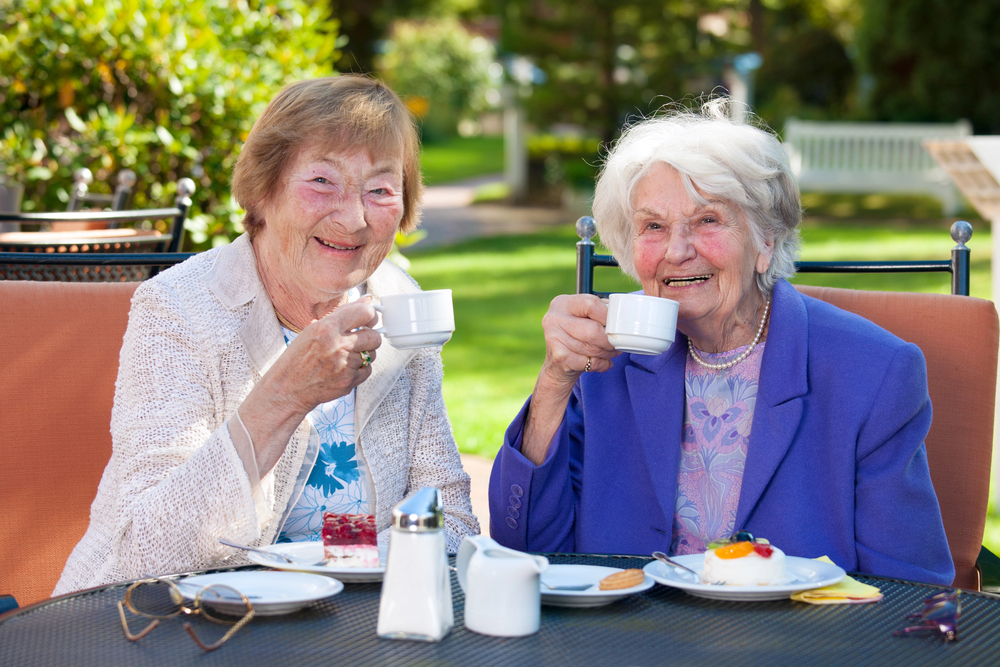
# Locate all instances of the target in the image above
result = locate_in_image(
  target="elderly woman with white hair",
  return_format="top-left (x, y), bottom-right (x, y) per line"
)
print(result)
top-left (488, 102), bottom-right (954, 585)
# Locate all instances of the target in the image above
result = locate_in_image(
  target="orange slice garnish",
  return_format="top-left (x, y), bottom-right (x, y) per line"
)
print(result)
top-left (714, 541), bottom-right (754, 559)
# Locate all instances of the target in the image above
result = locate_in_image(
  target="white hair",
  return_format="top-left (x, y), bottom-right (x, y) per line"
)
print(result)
top-left (592, 99), bottom-right (801, 294)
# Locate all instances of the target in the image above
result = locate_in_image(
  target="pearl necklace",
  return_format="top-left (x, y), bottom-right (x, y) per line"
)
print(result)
top-left (687, 298), bottom-right (771, 371)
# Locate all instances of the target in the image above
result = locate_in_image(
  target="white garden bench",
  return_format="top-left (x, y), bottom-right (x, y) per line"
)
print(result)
top-left (782, 118), bottom-right (972, 215)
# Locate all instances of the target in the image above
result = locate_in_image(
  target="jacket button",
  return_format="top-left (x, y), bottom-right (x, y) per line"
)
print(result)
top-left (509, 495), bottom-right (521, 509)
top-left (506, 517), bottom-right (518, 529)
top-left (507, 507), bottom-right (520, 519)
top-left (511, 484), bottom-right (524, 497)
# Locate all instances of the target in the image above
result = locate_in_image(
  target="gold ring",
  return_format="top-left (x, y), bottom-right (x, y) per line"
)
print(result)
top-left (584, 357), bottom-right (592, 373)
top-left (359, 350), bottom-right (372, 368)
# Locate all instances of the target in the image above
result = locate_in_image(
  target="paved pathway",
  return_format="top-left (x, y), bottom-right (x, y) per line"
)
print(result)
top-left (460, 454), bottom-right (494, 537)
top-left (417, 174), bottom-right (580, 249)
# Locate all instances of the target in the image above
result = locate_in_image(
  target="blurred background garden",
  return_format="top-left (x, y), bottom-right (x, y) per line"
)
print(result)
top-left (3, 0), bottom-right (1000, 546)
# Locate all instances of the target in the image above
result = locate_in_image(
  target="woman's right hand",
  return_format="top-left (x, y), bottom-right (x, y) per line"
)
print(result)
top-left (270, 298), bottom-right (382, 413)
top-left (538, 293), bottom-right (620, 388)
top-left (522, 294), bottom-right (620, 466)
top-left (238, 298), bottom-right (383, 475)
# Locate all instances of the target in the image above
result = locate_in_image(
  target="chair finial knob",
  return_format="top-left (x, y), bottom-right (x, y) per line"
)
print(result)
top-left (950, 220), bottom-right (973, 247)
top-left (73, 168), bottom-right (93, 185)
top-left (576, 216), bottom-right (597, 241)
top-left (117, 169), bottom-right (137, 188)
top-left (177, 178), bottom-right (196, 198)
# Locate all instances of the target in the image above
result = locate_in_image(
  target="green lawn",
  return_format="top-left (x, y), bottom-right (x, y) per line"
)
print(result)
top-left (419, 135), bottom-right (504, 186)
top-left (406, 212), bottom-right (1000, 554)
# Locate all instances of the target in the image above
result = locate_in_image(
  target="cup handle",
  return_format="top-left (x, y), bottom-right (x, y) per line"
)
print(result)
top-left (371, 303), bottom-right (386, 335)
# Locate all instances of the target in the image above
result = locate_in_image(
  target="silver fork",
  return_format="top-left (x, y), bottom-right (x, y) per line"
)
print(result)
top-left (651, 551), bottom-right (725, 585)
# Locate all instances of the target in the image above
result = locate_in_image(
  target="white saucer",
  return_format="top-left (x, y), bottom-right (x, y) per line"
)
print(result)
top-left (540, 564), bottom-right (654, 608)
top-left (386, 331), bottom-right (453, 349)
top-left (245, 542), bottom-right (386, 583)
top-left (175, 571), bottom-right (343, 615)
top-left (607, 333), bottom-right (672, 355)
top-left (643, 555), bottom-right (846, 601)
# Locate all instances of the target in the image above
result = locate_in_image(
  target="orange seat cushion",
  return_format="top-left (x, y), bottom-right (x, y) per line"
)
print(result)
top-left (0, 281), bottom-right (138, 607)
top-left (797, 285), bottom-right (998, 590)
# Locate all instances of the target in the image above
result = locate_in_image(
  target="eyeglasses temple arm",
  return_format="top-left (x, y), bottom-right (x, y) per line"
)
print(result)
top-left (117, 601), bottom-right (160, 641)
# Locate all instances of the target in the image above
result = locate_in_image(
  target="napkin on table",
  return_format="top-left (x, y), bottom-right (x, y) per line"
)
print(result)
top-left (790, 556), bottom-right (883, 604)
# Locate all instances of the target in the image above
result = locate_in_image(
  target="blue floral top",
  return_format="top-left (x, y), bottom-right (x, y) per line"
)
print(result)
top-left (276, 295), bottom-right (372, 543)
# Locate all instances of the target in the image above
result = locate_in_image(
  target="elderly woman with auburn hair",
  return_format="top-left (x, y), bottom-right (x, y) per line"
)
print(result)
top-left (489, 101), bottom-right (954, 585)
top-left (55, 76), bottom-right (478, 595)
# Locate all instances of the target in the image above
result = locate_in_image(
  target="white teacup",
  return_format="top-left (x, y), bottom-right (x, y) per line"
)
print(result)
top-left (373, 289), bottom-right (455, 349)
top-left (605, 293), bottom-right (678, 355)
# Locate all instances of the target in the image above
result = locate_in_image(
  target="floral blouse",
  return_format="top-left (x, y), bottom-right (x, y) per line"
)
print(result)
top-left (276, 293), bottom-right (373, 542)
top-left (670, 341), bottom-right (766, 555)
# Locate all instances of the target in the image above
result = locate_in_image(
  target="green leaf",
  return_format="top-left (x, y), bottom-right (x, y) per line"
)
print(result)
top-left (155, 125), bottom-right (174, 146)
top-left (64, 106), bottom-right (87, 133)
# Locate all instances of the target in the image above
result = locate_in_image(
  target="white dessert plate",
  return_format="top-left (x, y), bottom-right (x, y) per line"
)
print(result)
top-left (175, 571), bottom-right (343, 616)
top-left (540, 564), bottom-right (654, 608)
top-left (643, 555), bottom-right (846, 601)
top-left (245, 542), bottom-right (387, 583)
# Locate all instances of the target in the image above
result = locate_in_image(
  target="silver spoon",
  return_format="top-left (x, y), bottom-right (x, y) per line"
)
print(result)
top-left (651, 551), bottom-right (723, 585)
top-left (219, 539), bottom-right (323, 566)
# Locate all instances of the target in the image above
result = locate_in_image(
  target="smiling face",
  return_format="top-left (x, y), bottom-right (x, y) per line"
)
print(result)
top-left (253, 145), bottom-right (405, 316)
top-left (631, 162), bottom-right (772, 349)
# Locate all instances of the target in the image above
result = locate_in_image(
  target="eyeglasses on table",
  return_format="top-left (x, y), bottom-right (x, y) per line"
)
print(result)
top-left (116, 576), bottom-right (255, 652)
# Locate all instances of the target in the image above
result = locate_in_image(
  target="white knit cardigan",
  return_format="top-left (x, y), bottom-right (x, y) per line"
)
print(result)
top-left (54, 234), bottom-right (478, 595)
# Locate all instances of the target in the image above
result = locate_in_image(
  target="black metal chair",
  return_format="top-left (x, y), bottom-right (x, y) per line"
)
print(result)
top-left (0, 178), bottom-right (196, 281)
top-left (66, 168), bottom-right (136, 214)
top-left (575, 216), bottom-right (974, 298)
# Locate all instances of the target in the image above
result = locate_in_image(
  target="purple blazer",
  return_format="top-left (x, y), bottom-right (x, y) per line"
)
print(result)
top-left (489, 279), bottom-right (954, 585)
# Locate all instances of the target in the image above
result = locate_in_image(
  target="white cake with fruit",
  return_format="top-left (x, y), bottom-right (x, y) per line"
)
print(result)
top-left (702, 539), bottom-right (787, 586)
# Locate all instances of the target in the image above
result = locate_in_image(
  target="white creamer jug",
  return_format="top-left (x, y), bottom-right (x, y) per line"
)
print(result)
top-left (377, 487), bottom-right (454, 642)
top-left (456, 535), bottom-right (549, 637)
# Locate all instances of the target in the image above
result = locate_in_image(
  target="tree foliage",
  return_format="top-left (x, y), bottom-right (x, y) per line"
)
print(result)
top-left (325, 0), bottom-right (482, 73)
top-left (377, 19), bottom-right (497, 140)
top-left (502, 0), bottom-right (728, 143)
top-left (501, 0), bottom-right (865, 141)
top-left (857, 0), bottom-right (1000, 133)
top-left (0, 0), bottom-right (337, 249)
top-left (751, 0), bottom-right (857, 130)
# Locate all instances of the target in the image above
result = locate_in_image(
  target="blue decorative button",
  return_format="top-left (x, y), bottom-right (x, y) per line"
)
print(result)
top-left (506, 517), bottom-right (518, 529)
top-left (509, 495), bottom-right (521, 509)
top-left (507, 506), bottom-right (520, 519)
top-left (511, 484), bottom-right (524, 497)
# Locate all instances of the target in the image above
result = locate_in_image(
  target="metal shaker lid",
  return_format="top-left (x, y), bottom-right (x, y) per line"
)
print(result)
top-left (392, 486), bottom-right (444, 532)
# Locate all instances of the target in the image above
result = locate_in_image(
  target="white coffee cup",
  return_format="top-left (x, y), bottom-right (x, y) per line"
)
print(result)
top-left (605, 293), bottom-right (678, 355)
top-left (373, 289), bottom-right (455, 349)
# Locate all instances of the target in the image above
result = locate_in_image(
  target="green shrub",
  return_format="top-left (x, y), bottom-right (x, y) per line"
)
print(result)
top-left (378, 19), bottom-right (497, 142)
top-left (526, 133), bottom-right (601, 204)
top-left (0, 0), bottom-right (336, 250)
